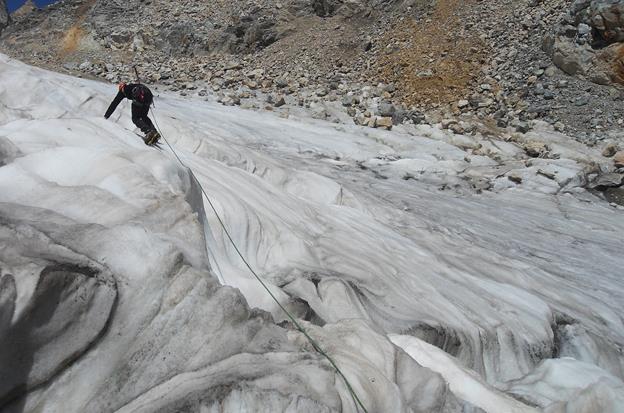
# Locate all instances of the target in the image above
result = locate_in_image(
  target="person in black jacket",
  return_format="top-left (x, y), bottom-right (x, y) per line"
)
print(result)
top-left (104, 82), bottom-right (160, 144)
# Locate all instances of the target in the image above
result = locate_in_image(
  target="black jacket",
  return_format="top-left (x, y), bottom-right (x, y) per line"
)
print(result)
top-left (104, 83), bottom-right (153, 119)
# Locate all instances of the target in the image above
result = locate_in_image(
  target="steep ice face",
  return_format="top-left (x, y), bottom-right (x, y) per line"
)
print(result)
top-left (148, 90), bottom-right (624, 384)
top-left (0, 55), bottom-right (462, 413)
top-left (0, 54), bottom-right (623, 412)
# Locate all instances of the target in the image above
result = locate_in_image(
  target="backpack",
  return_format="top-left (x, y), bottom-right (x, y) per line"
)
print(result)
top-left (131, 84), bottom-right (152, 106)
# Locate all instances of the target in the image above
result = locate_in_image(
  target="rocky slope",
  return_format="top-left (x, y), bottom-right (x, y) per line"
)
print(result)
top-left (0, 0), bottom-right (9, 35)
top-left (0, 0), bottom-right (622, 143)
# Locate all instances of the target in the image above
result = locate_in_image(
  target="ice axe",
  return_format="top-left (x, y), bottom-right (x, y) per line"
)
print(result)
top-left (132, 65), bottom-right (155, 107)
top-left (132, 65), bottom-right (141, 84)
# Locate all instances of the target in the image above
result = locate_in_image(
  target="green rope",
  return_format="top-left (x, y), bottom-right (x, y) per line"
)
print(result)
top-left (149, 107), bottom-right (369, 413)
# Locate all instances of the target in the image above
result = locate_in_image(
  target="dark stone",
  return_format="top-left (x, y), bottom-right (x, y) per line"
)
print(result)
top-left (516, 121), bottom-right (531, 133)
top-left (377, 102), bottom-right (396, 117)
top-left (604, 187), bottom-right (624, 206)
top-left (589, 173), bottom-right (624, 190)
top-left (0, 0), bottom-right (10, 34)
top-left (389, 109), bottom-right (424, 125)
top-left (312, 0), bottom-right (340, 17)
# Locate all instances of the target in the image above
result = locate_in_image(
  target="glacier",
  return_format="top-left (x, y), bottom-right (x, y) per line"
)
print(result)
top-left (0, 54), bottom-right (622, 412)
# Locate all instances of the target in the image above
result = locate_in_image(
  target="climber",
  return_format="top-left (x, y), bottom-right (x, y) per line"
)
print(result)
top-left (104, 82), bottom-right (160, 145)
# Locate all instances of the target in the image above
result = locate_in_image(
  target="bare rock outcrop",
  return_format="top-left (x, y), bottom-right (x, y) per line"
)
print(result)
top-left (0, 0), bottom-right (10, 35)
top-left (546, 0), bottom-right (624, 86)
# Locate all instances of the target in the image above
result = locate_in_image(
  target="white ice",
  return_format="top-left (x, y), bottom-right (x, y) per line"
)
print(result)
top-left (0, 54), bottom-right (623, 412)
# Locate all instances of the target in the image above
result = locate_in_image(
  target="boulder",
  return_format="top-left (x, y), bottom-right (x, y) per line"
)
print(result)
top-left (441, 119), bottom-right (458, 129)
top-left (549, 1), bottom-right (624, 86)
top-left (353, 113), bottom-right (368, 126)
top-left (449, 123), bottom-right (465, 135)
top-left (243, 20), bottom-right (278, 49)
top-left (508, 172), bottom-right (523, 184)
top-left (589, 173), bottom-right (624, 190)
top-left (376, 117), bottom-right (393, 130)
top-left (588, 1), bottom-right (624, 45)
top-left (549, 37), bottom-right (595, 77)
top-left (247, 68), bottom-right (264, 79)
top-left (377, 102), bottom-right (396, 117)
top-left (524, 141), bottom-right (549, 158)
top-left (546, 32), bottom-right (623, 85)
top-left (602, 143), bottom-right (619, 157)
top-left (516, 121), bottom-right (531, 133)
top-left (341, 95), bottom-right (359, 107)
top-left (596, 42), bottom-right (624, 85)
top-left (274, 96), bottom-right (286, 107)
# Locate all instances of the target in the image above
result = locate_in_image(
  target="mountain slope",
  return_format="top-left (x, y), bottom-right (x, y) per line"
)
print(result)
top-left (1, 0), bottom-right (622, 142)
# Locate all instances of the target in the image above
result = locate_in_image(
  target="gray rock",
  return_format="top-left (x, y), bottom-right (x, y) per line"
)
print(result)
top-left (341, 95), bottom-right (359, 107)
top-left (0, 0), bottom-right (9, 35)
top-left (311, 0), bottom-right (341, 17)
top-left (274, 96), bottom-right (286, 107)
top-left (578, 23), bottom-right (592, 36)
top-left (316, 88), bottom-right (328, 97)
top-left (497, 118), bottom-right (509, 128)
top-left (242, 20), bottom-right (278, 49)
top-left (547, 2), bottom-right (624, 88)
top-left (550, 38), bottom-right (594, 77)
top-left (441, 119), bottom-right (458, 129)
top-left (409, 111), bottom-right (426, 124)
top-left (589, 173), bottom-right (624, 190)
top-left (449, 123), bottom-right (465, 134)
top-left (110, 31), bottom-right (133, 44)
top-left (602, 143), bottom-right (619, 157)
top-left (516, 121), bottom-right (531, 133)
top-left (79, 61), bottom-right (93, 71)
top-left (535, 85), bottom-right (546, 95)
top-left (524, 140), bottom-right (549, 157)
top-left (508, 173), bottom-right (523, 184)
top-left (63, 62), bottom-right (78, 71)
top-left (586, 1), bottom-right (624, 44)
top-left (375, 116), bottom-right (393, 130)
top-left (275, 78), bottom-right (288, 88)
top-left (383, 83), bottom-right (396, 93)
top-left (377, 102), bottom-right (396, 117)
top-left (311, 106), bottom-right (328, 119)
top-left (537, 169), bottom-right (557, 180)
top-left (393, 110), bottom-right (425, 125)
